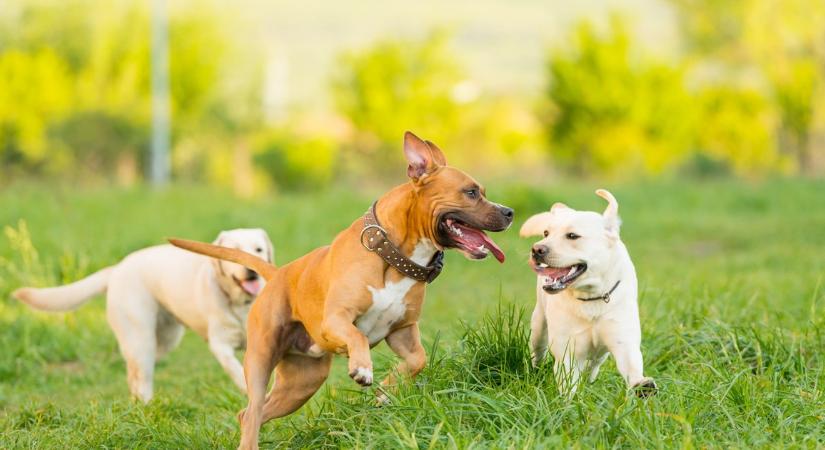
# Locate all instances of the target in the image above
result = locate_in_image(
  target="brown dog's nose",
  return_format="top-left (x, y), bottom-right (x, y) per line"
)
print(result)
top-left (500, 206), bottom-right (514, 222)
top-left (532, 244), bottom-right (549, 259)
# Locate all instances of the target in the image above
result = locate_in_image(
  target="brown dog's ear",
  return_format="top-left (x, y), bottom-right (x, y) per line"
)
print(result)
top-left (519, 212), bottom-right (553, 238)
top-left (595, 189), bottom-right (621, 236)
top-left (424, 140), bottom-right (447, 166)
top-left (404, 131), bottom-right (443, 181)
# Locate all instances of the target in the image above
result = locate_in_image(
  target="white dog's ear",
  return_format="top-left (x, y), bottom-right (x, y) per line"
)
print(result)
top-left (211, 231), bottom-right (228, 275)
top-left (520, 212), bottom-right (553, 237)
top-left (550, 202), bottom-right (570, 213)
top-left (595, 189), bottom-right (621, 237)
top-left (257, 228), bottom-right (274, 264)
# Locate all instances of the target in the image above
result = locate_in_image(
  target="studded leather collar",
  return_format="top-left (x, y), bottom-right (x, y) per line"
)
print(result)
top-left (360, 201), bottom-right (444, 283)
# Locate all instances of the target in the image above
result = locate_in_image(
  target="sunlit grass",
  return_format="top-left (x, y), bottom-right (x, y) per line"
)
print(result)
top-left (1, 178), bottom-right (824, 448)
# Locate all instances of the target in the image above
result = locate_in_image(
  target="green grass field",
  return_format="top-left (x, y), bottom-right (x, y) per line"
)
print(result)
top-left (1, 178), bottom-right (824, 448)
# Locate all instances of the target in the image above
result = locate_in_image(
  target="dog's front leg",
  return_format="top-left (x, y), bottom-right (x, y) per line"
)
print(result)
top-left (208, 336), bottom-right (246, 392)
top-left (377, 323), bottom-right (426, 403)
top-left (321, 310), bottom-right (373, 386)
top-left (551, 341), bottom-right (586, 397)
top-left (530, 299), bottom-right (548, 367)
top-left (607, 338), bottom-right (657, 397)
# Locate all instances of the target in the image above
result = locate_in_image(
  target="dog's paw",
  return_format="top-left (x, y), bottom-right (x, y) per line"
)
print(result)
top-left (633, 377), bottom-right (658, 398)
top-left (375, 391), bottom-right (390, 406)
top-left (349, 367), bottom-right (373, 386)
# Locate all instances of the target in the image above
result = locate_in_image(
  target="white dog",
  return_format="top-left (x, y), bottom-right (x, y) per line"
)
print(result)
top-left (520, 190), bottom-right (656, 397)
top-left (13, 228), bottom-right (273, 403)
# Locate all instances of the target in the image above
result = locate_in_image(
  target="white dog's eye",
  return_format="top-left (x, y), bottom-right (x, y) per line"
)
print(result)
top-left (543, 230), bottom-right (549, 237)
top-left (255, 247), bottom-right (263, 253)
top-left (565, 232), bottom-right (581, 240)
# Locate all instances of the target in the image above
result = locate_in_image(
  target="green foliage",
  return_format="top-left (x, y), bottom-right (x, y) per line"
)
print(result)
top-left (668, 0), bottom-right (749, 59)
top-left (671, 0), bottom-right (825, 174)
top-left (0, 0), bottom-right (253, 183)
top-left (331, 31), bottom-right (463, 167)
top-left (545, 18), bottom-right (695, 176)
top-left (693, 86), bottom-right (790, 176)
top-left (49, 110), bottom-right (147, 180)
top-left (0, 49), bottom-right (73, 169)
top-left (254, 131), bottom-right (338, 191)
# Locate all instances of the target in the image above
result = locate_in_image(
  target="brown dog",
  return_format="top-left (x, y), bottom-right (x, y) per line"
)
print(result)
top-left (170, 132), bottom-right (513, 449)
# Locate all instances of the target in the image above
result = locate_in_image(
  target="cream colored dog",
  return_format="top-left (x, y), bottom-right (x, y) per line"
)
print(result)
top-left (13, 228), bottom-right (273, 403)
top-left (520, 190), bottom-right (656, 397)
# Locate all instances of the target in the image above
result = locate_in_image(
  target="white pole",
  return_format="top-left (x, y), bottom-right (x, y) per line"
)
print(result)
top-left (150, 0), bottom-right (170, 185)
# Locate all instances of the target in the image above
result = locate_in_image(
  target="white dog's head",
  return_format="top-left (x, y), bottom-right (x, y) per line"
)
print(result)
top-left (211, 228), bottom-right (274, 303)
top-left (519, 189), bottom-right (621, 294)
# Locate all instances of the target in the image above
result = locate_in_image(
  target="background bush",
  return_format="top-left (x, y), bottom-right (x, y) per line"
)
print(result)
top-left (0, 0), bottom-right (823, 189)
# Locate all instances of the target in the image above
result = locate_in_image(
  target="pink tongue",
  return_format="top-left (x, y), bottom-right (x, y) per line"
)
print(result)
top-left (538, 266), bottom-right (569, 279)
top-left (241, 278), bottom-right (261, 296)
top-left (454, 223), bottom-right (506, 263)
top-left (479, 233), bottom-right (505, 263)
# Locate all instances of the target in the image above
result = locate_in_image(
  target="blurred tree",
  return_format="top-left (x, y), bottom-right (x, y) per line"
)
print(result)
top-left (670, 0), bottom-right (825, 174)
top-left (331, 31), bottom-right (464, 171)
top-left (48, 111), bottom-right (147, 184)
top-left (544, 18), bottom-right (695, 176)
top-left (694, 86), bottom-right (790, 176)
top-left (745, 0), bottom-right (825, 174)
top-left (668, 0), bottom-right (749, 63)
top-left (254, 131), bottom-right (338, 191)
top-left (0, 0), bottom-right (257, 184)
top-left (0, 49), bottom-right (72, 171)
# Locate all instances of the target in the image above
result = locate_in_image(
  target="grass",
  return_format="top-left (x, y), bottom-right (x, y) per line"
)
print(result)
top-left (0, 178), bottom-right (824, 448)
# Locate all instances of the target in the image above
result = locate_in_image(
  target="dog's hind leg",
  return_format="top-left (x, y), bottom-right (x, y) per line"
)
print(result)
top-left (260, 353), bottom-right (332, 423)
top-left (155, 308), bottom-right (184, 360)
top-left (530, 300), bottom-right (549, 367)
top-left (106, 281), bottom-right (158, 403)
top-left (238, 322), bottom-right (283, 450)
top-left (588, 352), bottom-right (610, 383)
top-left (377, 323), bottom-right (426, 404)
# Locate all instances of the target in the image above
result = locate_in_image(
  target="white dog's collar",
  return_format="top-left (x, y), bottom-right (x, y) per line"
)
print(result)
top-left (576, 280), bottom-right (620, 303)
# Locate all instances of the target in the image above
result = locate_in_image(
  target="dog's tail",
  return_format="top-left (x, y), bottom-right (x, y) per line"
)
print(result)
top-left (169, 238), bottom-right (278, 281)
top-left (13, 267), bottom-right (114, 312)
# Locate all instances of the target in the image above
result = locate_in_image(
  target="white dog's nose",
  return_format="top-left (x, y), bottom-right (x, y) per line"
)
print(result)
top-left (532, 244), bottom-right (549, 258)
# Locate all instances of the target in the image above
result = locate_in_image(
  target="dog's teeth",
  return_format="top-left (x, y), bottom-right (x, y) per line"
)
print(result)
top-left (538, 263), bottom-right (548, 268)
top-left (477, 244), bottom-right (488, 253)
top-left (567, 266), bottom-right (577, 276)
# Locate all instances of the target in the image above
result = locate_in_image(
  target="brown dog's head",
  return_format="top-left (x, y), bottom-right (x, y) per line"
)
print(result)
top-left (403, 131), bottom-right (513, 262)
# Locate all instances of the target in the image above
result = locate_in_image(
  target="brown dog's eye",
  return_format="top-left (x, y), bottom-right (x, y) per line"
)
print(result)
top-left (565, 233), bottom-right (580, 240)
top-left (543, 230), bottom-right (549, 237)
top-left (464, 188), bottom-right (479, 199)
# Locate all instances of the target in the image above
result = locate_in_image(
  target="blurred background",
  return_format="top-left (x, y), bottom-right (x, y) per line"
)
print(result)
top-left (2, 0), bottom-right (824, 193)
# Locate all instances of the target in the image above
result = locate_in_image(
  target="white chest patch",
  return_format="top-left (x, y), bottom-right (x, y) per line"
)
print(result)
top-left (356, 239), bottom-right (436, 345)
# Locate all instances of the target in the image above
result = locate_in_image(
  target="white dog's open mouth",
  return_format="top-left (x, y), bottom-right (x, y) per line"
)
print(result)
top-left (234, 275), bottom-right (262, 296)
top-left (531, 262), bottom-right (587, 293)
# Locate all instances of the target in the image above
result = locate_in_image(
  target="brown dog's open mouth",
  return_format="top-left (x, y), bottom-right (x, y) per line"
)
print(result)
top-left (531, 261), bottom-right (587, 293)
top-left (439, 217), bottom-right (505, 263)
